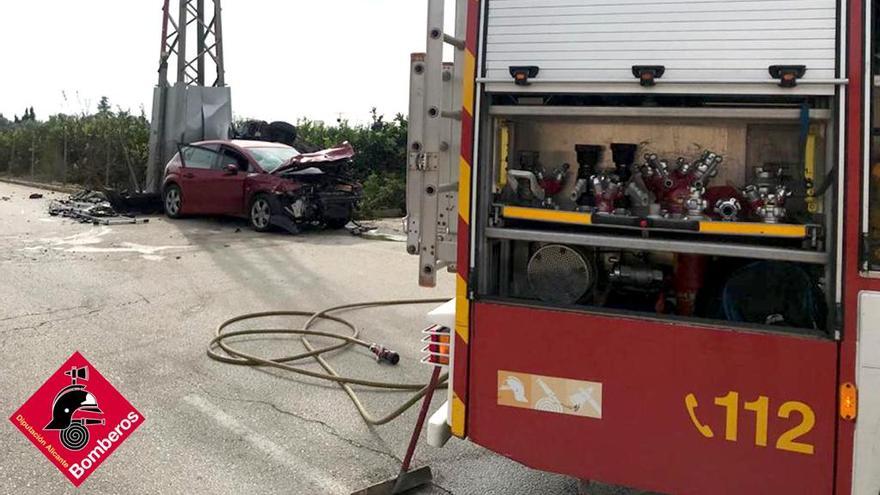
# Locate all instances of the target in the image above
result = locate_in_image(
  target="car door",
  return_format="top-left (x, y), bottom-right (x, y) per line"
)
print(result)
top-left (210, 146), bottom-right (251, 215)
top-left (177, 144), bottom-right (221, 214)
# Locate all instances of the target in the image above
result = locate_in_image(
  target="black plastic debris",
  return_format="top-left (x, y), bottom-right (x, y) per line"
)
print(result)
top-left (29, 193), bottom-right (43, 199)
top-left (229, 120), bottom-right (298, 147)
top-left (48, 190), bottom-right (151, 226)
top-left (102, 189), bottom-right (162, 215)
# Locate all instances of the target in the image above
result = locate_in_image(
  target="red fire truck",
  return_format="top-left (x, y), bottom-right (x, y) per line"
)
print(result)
top-left (407, 1), bottom-right (880, 494)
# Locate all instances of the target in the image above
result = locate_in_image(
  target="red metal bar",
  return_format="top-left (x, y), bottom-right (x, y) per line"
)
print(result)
top-left (396, 366), bottom-right (442, 477)
top-left (836, 0), bottom-right (871, 493)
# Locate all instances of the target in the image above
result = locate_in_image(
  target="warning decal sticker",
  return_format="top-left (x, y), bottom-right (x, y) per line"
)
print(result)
top-left (497, 370), bottom-right (603, 419)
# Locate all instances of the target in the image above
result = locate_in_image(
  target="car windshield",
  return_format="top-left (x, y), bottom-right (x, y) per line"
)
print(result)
top-left (247, 147), bottom-right (300, 172)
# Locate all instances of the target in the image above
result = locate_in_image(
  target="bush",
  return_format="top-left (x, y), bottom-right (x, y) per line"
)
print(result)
top-left (0, 101), bottom-right (149, 191)
top-left (0, 104), bottom-right (409, 218)
top-left (359, 172), bottom-right (406, 219)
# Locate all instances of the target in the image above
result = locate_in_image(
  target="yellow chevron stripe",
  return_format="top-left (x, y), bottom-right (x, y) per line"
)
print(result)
top-left (458, 157), bottom-right (472, 224)
top-left (462, 49), bottom-right (476, 117)
top-left (451, 392), bottom-right (466, 438)
top-left (455, 274), bottom-right (470, 345)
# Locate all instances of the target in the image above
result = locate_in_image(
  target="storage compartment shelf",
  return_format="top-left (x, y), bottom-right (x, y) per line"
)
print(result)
top-left (499, 206), bottom-right (818, 241)
top-left (486, 227), bottom-right (829, 266)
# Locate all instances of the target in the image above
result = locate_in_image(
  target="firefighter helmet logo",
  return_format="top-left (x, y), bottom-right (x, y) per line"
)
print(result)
top-left (9, 352), bottom-right (144, 487)
top-left (43, 366), bottom-right (105, 451)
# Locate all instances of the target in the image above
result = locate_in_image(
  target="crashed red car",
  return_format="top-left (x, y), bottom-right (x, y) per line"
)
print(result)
top-left (161, 140), bottom-right (361, 232)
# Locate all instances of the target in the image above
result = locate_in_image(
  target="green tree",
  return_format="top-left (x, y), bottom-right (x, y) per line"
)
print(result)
top-left (97, 96), bottom-right (111, 115)
top-left (18, 107), bottom-right (37, 122)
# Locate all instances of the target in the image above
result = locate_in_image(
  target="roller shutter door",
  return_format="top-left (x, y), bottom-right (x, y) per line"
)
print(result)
top-left (484, 0), bottom-right (840, 95)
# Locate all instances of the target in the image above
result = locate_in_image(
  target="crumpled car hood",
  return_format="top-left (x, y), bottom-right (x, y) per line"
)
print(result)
top-left (272, 142), bottom-right (355, 174)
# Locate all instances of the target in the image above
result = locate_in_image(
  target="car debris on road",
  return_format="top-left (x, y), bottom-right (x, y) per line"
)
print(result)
top-left (48, 190), bottom-right (150, 226)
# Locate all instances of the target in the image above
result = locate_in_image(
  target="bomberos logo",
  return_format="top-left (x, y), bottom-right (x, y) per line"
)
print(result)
top-left (9, 352), bottom-right (144, 487)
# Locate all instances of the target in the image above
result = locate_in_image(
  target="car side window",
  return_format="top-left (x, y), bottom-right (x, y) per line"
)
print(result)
top-left (180, 144), bottom-right (221, 170)
top-left (221, 148), bottom-right (249, 172)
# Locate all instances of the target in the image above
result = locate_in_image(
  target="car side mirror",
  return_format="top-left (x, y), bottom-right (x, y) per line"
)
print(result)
top-left (224, 163), bottom-right (239, 175)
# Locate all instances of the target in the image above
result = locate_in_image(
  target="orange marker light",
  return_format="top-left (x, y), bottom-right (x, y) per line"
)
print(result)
top-left (840, 383), bottom-right (858, 421)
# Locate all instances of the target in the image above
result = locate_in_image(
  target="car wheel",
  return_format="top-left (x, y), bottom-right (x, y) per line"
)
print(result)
top-left (249, 195), bottom-right (274, 232)
top-left (164, 185), bottom-right (183, 219)
top-left (324, 217), bottom-right (351, 230)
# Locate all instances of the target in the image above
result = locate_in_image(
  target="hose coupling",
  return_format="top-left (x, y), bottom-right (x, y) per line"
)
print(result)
top-left (369, 344), bottom-right (401, 365)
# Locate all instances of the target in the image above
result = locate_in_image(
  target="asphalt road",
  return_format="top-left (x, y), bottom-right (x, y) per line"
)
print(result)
top-left (0, 181), bottom-right (584, 495)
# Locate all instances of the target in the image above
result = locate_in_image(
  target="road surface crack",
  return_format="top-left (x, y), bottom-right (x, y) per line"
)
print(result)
top-left (0, 296), bottom-right (152, 334)
top-left (0, 304), bottom-right (89, 323)
top-left (198, 389), bottom-right (402, 464)
top-left (1, 308), bottom-right (102, 334)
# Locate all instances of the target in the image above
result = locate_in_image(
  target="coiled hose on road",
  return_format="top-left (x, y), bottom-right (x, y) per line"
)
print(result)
top-left (207, 298), bottom-right (450, 426)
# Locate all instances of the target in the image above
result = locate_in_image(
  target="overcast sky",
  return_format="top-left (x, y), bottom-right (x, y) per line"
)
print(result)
top-left (0, 0), bottom-right (443, 124)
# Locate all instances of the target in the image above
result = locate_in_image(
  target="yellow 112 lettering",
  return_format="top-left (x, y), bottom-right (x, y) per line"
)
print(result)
top-left (685, 392), bottom-right (815, 455)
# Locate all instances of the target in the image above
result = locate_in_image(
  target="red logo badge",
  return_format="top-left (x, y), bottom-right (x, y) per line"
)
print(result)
top-left (9, 352), bottom-right (144, 486)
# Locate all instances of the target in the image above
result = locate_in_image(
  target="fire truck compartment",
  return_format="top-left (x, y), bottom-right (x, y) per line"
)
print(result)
top-left (478, 98), bottom-right (837, 336)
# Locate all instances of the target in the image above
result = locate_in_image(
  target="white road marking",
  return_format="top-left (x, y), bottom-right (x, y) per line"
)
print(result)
top-left (23, 228), bottom-right (192, 257)
top-left (183, 394), bottom-right (347, 494)
top-left (40, 227), bottom-right (113, 246)
top-left (65, 242), bottom-right (191, 255)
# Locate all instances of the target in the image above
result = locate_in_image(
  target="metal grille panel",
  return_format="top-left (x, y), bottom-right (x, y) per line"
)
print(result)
top-left (528, 244), bottom-right (594, 305)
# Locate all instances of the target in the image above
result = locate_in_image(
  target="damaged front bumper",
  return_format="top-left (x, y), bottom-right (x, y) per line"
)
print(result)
top-left (268, 190), bottom-right (361, 234)
top-left (316, 191), bottom-right (360, 222)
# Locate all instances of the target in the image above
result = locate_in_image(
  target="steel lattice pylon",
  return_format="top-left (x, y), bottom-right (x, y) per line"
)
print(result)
top-left (158, 0), bottom-right (225, 87)
top-left (145, 0), bottom-right (232, 192)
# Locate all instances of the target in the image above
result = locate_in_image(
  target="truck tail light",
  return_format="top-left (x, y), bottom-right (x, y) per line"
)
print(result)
top-left (840, 383), bottom-right (857, 421)
top-left (421, 325), bottom-right (450, 367)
